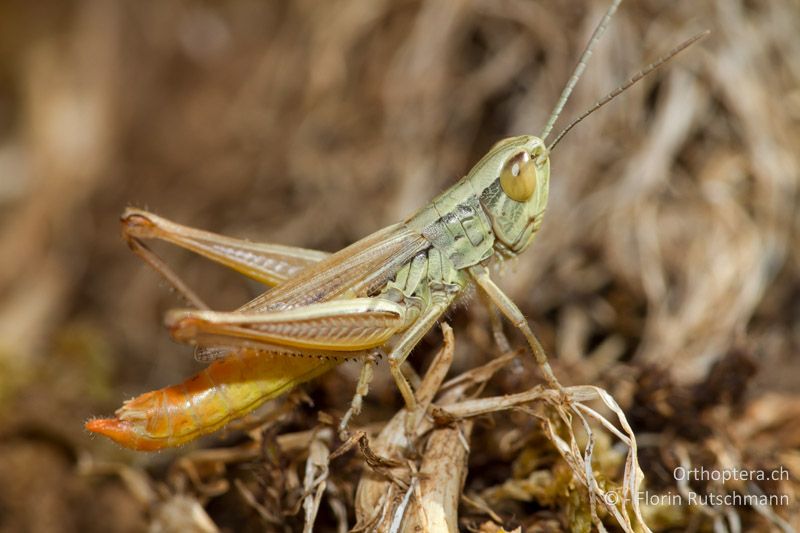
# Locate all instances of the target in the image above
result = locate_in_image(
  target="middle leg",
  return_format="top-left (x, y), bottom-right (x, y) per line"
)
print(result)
top-left (386, 290), bottom-right (454, 411)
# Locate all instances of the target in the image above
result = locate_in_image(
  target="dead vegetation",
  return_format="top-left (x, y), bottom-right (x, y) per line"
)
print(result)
top-left (0, 0), bottom-right (798, 531)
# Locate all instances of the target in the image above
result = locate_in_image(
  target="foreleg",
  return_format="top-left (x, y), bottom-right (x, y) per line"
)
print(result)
top-left (469, 265), bottom-right (563, 390)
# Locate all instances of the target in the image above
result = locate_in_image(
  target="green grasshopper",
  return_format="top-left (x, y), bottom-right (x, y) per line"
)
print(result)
top-left (87, 0), bottom-right (704, 451)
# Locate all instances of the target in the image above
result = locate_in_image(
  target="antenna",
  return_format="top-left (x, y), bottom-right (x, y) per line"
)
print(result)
top-left (540, 0), bottom-right (623, 142)
top-left (548, 30), bottom-right (709, 151)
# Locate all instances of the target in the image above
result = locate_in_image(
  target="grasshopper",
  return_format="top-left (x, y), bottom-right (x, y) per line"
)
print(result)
top-left (87, 0), bottom-right (704, 451)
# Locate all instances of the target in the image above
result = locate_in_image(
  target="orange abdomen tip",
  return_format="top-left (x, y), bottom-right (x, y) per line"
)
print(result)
top-left (85, 417), bottom-right (161, 452)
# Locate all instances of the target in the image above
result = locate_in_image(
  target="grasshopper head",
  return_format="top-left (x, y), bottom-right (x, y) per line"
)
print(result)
top-left (470, 135), bottom-right (550, 256)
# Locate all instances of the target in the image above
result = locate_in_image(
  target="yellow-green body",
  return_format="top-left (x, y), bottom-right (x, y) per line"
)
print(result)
top-left (88, 134), bottom-right (554, 451)
top-left (407, 135), bottom-right (549, 267)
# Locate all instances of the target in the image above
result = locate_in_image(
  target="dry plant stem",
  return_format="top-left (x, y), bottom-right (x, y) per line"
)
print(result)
top-left (405, 324), bottom-right (469, 533)
top-left (404, 337), bottom-right (521, 531)
top-left (405, 414), bottom-right (473, 532)
top-left (176, 422), bottom-right (386, 477)
top-left (434, 386), bottom-right (549, 419)
top-left (302, 436), bottom-right (330, 533)
top-left (437, 384), bottom-right (651, 533)
top-left (405, 323), bottom-right (456, 429)
top-left (354, 324), bottom-right (456, 530)
top-left (356, 325), bottom-right (523, 532)
top-left (460, 494), bottom-right (504, 525)
top-left (439, 351), bottom-right (518, 394)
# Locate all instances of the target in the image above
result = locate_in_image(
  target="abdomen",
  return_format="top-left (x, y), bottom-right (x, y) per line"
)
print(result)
top-left (85, 350), bottom-right (340, 451)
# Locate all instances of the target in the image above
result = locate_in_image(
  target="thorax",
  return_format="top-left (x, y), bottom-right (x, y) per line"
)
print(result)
top-left (404, 179), bottom-right (496, 270)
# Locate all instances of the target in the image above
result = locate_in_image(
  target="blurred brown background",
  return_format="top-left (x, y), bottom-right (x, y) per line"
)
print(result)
top-left (0, 0), bottom-right (798, 531)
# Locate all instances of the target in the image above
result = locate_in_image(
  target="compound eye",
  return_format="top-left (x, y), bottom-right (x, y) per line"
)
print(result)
top-left (500, 151), bottom-right (537, 201)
